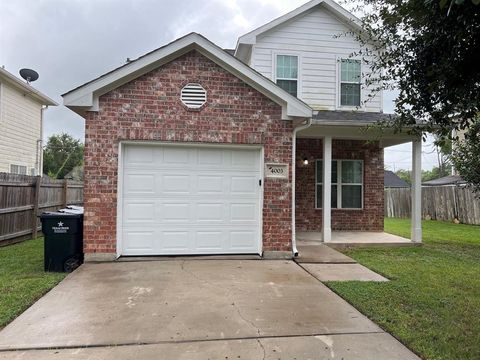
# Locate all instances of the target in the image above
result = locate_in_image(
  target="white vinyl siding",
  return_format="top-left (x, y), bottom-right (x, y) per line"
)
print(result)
top-left (315, 160), bottom-right (363, 209)
top-left (0, 82), bottom-right (42, 174)
top-left (251, 6), bottom-right (382, 112)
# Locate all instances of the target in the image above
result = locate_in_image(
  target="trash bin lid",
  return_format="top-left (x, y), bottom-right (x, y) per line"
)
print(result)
top-left (40, 211), bottom-right (83, 218)
top-left (66, 205), bottom-right (84, 211)
top-left (59, 208), bottom-right (84, 215)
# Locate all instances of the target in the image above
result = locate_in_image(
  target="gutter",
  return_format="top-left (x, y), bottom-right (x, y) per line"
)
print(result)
top-left (291, 117), bottom-right (312, 257)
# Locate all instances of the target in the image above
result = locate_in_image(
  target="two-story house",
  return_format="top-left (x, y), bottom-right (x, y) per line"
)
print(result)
top-left (62, 0), bottom-right (422, 261)
top-left (0, 67), bottom-right (57, 176)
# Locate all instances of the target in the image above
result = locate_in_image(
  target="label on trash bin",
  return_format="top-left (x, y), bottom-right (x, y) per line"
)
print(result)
top-left (52, 221), bottom-right (70, 234)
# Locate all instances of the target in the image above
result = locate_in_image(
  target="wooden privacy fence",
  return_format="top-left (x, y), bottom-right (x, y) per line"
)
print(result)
top-left (0, 173), bottom-right (83, 245)
top-left (385, 186), bottom-right (480, 225)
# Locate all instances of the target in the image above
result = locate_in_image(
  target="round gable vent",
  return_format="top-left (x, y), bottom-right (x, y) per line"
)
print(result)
top-left (181, 83), bottom-right (207, 109)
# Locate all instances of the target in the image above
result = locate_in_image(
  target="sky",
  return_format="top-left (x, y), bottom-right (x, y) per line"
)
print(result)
top-left (0, 0), bottom-right (440, 171)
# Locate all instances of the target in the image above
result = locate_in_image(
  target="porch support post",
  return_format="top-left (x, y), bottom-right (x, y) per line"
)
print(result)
top-left (322, 136), bottom-right (332, 242)
top-left (411, 138), bottom-right (422, 243)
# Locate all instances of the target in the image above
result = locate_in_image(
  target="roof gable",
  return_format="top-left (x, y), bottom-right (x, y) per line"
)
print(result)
top-left (62, 33), bottom-right (312, 119)
top-left (235, 0), bottom-right (362, 62)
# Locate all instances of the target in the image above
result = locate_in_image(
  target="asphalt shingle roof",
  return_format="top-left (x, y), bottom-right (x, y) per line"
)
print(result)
top-left (384, 170), bottom-right (410, 188)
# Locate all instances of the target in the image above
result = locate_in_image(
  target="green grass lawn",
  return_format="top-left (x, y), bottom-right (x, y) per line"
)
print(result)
top-left (327, 218), bottom-right (480, 360)
top-left (0, 238), bottom-right (66, 329)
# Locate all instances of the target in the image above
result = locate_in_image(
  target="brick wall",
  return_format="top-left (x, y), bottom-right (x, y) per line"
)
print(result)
top-left (83, 50), bottom-right (293, 255)
top-left (295, 138), bottom-right (384, 231)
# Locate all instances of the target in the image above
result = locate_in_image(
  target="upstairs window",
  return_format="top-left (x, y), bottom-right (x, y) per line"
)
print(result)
top-left (276, 55), bottom-right (298, 97)
top-left (340, 59), bottom-right (361, 107)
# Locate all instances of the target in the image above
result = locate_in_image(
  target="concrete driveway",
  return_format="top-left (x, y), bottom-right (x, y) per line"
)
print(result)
top-left (0, 260), bottom-right (419, 359)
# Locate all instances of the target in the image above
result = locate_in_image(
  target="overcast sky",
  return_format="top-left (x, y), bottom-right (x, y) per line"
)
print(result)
top-left (0, 0), bottom-right (439, 171)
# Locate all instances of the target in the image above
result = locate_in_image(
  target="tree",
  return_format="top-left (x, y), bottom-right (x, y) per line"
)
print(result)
top-left (451, 119), bottom-right (480, 190)
top-left (421, 166), bottom-right (450, 182)
top-left (395, 169), bottom-right (412, 185)
top-left (394, 167), bottom-right (450, 184)
top-left (352, 0), bottom-right (480, 191)
top-left (43, 133), bottom-right (84, 179)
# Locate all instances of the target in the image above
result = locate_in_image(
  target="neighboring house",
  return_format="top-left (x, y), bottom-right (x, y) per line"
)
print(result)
top-left (423, 175), bottom-right (466, 187)
top-left (63, 0), bottom-right (422, 261)
top-left (384, 170), bottom-right (410, 188)
top-left (0, 67), bottom-right (57, 176)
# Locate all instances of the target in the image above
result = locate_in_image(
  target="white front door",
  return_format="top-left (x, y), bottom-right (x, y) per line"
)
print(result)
top-left (120, 144), bottom-right (262, 255)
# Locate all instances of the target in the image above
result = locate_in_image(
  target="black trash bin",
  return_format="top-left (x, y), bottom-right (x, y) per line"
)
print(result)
top-left (40, 211), bottom-right (84, 272)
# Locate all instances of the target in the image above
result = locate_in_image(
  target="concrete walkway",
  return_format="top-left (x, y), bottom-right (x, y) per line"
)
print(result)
top-left (296, 244), bottom-right (357, 264)
top-left (0, 260), bottom-right (417, 359)
top-left (296, 243), bottom-right (389, 282)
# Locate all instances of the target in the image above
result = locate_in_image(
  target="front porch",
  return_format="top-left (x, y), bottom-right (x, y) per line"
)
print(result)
top-left (293, 118), bottom-right (423, 253)
top-left (297, 231), bottom-right (414, 248)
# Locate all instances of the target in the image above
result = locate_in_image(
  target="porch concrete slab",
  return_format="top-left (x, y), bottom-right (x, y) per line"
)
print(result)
top-left (301, 263), bottom-right (389, 282)
top-left (0, 333), bottom-right (420, 360)
top-left (297, 231), bottom-right (413, 248)
top-left (0, 260), bottom-right (382, 350)
top-left (296, 244), bottom-right (357, 264)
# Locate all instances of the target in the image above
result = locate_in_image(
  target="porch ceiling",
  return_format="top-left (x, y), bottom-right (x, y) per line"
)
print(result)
top-left (297, 123), bottom-right (418, 148)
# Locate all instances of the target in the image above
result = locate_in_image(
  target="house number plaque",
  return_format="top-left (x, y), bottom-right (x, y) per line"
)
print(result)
top-left (265, 163), bottom-right (289, 179)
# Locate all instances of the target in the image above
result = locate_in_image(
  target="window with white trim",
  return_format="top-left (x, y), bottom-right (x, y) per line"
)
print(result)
top-left (340, 59), bottom-right (361, 107)
top-left (10, 164), bottom-right (27, 175)
top-left (276, 55), bottom-right (298, 97)
top-left (315, 160), bottom-right (363, 209)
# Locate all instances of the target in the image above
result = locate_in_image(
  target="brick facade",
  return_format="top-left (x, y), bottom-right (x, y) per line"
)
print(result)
top-left (83, 50), bottom-right (293, 255)
top-left (295, 138), bottom-right (384, 231)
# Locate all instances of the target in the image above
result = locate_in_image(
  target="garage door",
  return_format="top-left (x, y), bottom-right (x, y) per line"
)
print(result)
top-left (120, 144), bottom-right (262, 255)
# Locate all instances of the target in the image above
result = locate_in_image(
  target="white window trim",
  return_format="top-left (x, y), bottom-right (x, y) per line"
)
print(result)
top-left (10, 164), bottom-right (28, 175)
top-left (335, 56), bottom-right (365, 110)
top-left (273, 52), bottom-right (302, 99)
top-left (315, 159), bottom-right (364, 210)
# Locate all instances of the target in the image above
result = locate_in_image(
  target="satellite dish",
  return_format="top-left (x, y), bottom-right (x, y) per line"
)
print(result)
top-left (19, 68), bottom-right (39, 83)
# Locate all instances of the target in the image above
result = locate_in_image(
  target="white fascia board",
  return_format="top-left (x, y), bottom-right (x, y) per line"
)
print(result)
top-left (0, 68), bottom-right (58, 106)
top-left (298, 123), bottom-right (418, 147)
top-left (63, 33), bottom-right (312, 119)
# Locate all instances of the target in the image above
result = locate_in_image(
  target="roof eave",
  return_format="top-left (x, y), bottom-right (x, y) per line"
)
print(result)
top-left (0, 68), bottom-right (58, 106)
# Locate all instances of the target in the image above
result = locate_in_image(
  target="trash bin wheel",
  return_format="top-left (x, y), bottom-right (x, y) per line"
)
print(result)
top-left (64, 255), bottom-right (81, 272)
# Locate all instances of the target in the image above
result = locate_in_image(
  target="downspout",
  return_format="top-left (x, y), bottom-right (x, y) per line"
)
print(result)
top-left (37, 106), bottom-right (47, 176)
top-left (292, 117), bottom-right (312, 257)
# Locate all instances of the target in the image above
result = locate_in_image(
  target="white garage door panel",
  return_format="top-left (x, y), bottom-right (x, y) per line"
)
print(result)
top-left (122, 227), bottom-right (261, 255)
top-left (121, 145), bottom-right (262, 255)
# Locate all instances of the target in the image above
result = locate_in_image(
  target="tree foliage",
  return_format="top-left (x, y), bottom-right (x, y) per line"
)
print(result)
top-left (394, 169), bottom-right (412, 184)
top-left (451, 119), bottom-right (480, 191)
top-left (421, 166), bottom-right (451, 182)
top-left (355, 0), bottom-right (480, 136)
top-left (353, 0), bottom-right (480, 190)
top-left (43, 133), bottom-right (84, 179)
top-left (393, 167), bottom-right (451, 184)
